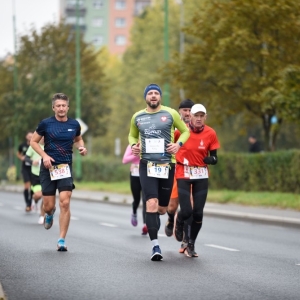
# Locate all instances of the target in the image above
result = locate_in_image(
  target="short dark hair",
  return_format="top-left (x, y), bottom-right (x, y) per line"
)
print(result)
top-left (52, 93), bottom-right (69, 106)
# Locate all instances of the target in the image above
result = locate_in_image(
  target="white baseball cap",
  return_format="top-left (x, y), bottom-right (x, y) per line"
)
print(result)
top-left (191, 104), bottom-right (206, 114)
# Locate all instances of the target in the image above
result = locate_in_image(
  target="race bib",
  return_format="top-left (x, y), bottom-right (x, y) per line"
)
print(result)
top-left (147, 162), bottom-right (169, 179)
top-left (145, 138), bottom-right (164, 153)
top-left (189, 166), bottom-right (209, 179)
top-left (49, 164), bottom-right (71, 181)
top-left (130, 164), bottom-right (140, 177)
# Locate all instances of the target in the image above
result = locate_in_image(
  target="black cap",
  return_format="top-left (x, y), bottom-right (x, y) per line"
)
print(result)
top-left (178, 99), bottom-right (194, 109)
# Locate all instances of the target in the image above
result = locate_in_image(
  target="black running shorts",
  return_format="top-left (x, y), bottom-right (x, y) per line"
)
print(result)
top-left (30, 173), bottom-right (40, 186)
top-left (139, 160), bottom-right (175, 207)
top-left (39, 163), bottom-right (75, 196)
top-left (21, 165), bottom-right (31, 183)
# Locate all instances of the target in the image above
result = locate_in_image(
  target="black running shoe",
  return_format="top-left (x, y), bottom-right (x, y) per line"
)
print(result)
top-left (164, 220), bottom-right (174, 237)
top-left (184, 243), bottom-right (198, 258)
top-left (175, 219), bottom-right (184, 242)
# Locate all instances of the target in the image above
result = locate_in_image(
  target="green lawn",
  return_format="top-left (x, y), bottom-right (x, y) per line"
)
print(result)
top-left (75, 181), bottom-right (300, 211)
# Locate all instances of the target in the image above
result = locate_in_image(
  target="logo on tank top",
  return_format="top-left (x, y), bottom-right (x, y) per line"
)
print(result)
top-left (161, 116), bottom-right (167, 122)
top-left (198, 140), bottom-right (206, 149)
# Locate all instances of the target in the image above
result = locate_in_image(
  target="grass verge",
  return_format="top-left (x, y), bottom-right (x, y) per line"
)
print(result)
top-left (75, 181), bottom-right (300, 211)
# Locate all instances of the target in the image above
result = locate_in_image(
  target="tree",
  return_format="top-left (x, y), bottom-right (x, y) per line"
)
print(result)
top-left (96, 1), bottom-right (182, 154)
top-left (167, 0), bottom-right (300, 150)
top-left (0, 22), bottom-right (109, 148)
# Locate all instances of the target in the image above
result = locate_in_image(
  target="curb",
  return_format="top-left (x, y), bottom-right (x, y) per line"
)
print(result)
top-left (203, 208), bottom-right (300, 229)
top-left (0, 282), bottom-right (7, 300)
top-left (1, 186), bottom-right (300, 228)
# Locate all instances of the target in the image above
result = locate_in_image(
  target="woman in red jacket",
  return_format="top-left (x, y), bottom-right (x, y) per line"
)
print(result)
top-left (174, 104), bottom-right (220, 258)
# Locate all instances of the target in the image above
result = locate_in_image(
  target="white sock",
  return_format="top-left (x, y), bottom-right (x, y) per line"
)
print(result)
top-left (151, 239), bottom-right (159, 248)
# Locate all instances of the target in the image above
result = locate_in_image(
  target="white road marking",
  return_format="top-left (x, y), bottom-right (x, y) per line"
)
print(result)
top-left (205, 244), bottom-right (240, 252)
top-left (14, 206), bottom-right (23, 210)
top-left (71, 216), bottom-right (79, 220)
top-left (158, 233), bottom-right (167, 237)
top-left (296, 264), bottom-right (300, 266)
top-left (99, 222), bottom-right (118, 228)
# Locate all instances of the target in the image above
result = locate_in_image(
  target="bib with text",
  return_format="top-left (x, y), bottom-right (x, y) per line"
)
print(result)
top-left (147, 162), bottom-right (169, 179)
top-left (49, 164), bottom-right (71, 181)
top-left (130, 164), bottom-right (140, 177)
top-left (184, 166), bottom-right (208, 179)
top-left (145, 138), bottom-right (164, 153)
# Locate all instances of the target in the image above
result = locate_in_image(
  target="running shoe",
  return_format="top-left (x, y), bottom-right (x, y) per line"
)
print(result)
top-left (164, 220), bottom-right (174, 237)
top-left (174, 219), bottom-right (184, 242)
top-left (131, 213), bottom-right (138, 227)
top-left (32, 202), bottom-right (38, 213)
top-left (25, 206), bottom-right (31, 212)
top-left (43, 207), bottom-right (56, 230)
top-left (184, 243), bottom-right (198, 258)
top-left (179, 241), bottom-right (188, 253)
top-left (151, 245), bottom-right (163, 261)
top-left (57, 238), bottom-right (68, 252)
top-left (38, 216), bottom-right (44, 225)
top-left (141, 224), bottom-right (148, 235)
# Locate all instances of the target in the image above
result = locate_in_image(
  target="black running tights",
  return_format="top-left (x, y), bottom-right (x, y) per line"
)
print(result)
top-left (130, 174), bottom-right (146, 223)
top-left (177, 178), bottom-right (208, 242)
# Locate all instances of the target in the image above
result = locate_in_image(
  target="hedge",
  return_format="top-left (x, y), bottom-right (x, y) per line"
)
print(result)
top-left (2, 150), bottom-right (299, 193)
top-left (209, 150), bottom-right (300, 193)
top-left (80, 151), bottom-right (300, 193)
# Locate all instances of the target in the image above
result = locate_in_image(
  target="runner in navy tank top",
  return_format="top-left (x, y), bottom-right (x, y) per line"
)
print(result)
top-left (30, 93), bottom-right (88, 251)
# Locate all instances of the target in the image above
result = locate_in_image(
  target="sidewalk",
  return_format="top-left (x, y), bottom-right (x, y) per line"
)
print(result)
top-left (1, 183), bottom-right (300, 228)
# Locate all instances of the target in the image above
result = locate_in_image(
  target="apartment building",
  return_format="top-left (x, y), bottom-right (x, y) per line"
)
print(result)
top-left (60, 0), bottom-right (152, 55)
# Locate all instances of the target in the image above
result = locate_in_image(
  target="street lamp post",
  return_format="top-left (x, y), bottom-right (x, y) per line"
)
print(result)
top-left (163, 0), bottom-right (170, 107)
top-left (12, 0), bottom-right (19, 177)
top-left (178, 0), bottom-right (185, 100)
top-left (75, 0), bottom-right (82, 180)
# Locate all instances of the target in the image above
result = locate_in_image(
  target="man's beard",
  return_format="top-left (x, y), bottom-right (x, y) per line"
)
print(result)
top-left (147, 99), bottom-right (160, 109)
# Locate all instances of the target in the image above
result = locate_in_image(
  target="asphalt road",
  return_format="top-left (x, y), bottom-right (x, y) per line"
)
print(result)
top-left (0, 191), bottom-right (299, 300)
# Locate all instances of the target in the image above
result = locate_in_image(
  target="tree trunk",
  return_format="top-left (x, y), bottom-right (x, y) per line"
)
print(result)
top-left (262, 114), bottom-right (282, 151)
top-left (262, 114), bottom-right (271, 151)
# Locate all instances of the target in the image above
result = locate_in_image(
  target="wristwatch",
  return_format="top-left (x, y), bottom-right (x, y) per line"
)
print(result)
top-left (178, 142), bottom-right (183, 147)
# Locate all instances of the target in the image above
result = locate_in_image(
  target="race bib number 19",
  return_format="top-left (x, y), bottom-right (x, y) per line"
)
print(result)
top-left (49, 164), bottom-right (71, 181)
top-left (147, 162), bottom-right (169, 179)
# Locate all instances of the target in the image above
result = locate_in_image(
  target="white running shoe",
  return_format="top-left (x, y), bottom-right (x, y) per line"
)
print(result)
top-left (38, 216), bottom-right (44, 225)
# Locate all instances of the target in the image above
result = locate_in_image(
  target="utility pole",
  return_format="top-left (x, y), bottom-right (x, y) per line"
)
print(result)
top-left (179, 0), bottom-right (185, 100)
top-left (75, 0), bottom-right (82, 180)
top-left (163, 0), bottom-right (170, 106)
top-left (12, 0), bottom-right (19, 177)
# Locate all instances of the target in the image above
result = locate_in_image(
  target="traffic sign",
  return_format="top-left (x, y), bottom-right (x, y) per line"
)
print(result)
top-left (76, 118), bottom-right (88, 135)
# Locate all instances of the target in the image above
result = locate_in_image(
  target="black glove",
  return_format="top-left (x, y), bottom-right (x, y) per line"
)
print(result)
top-left (203, 156), bottom-right (217, 165)
top-left (24, 155), bottom-right (32, 166)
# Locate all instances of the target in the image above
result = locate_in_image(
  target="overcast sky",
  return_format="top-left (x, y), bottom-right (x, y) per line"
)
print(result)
top-left (0, 0), bottom-right (59, 58)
